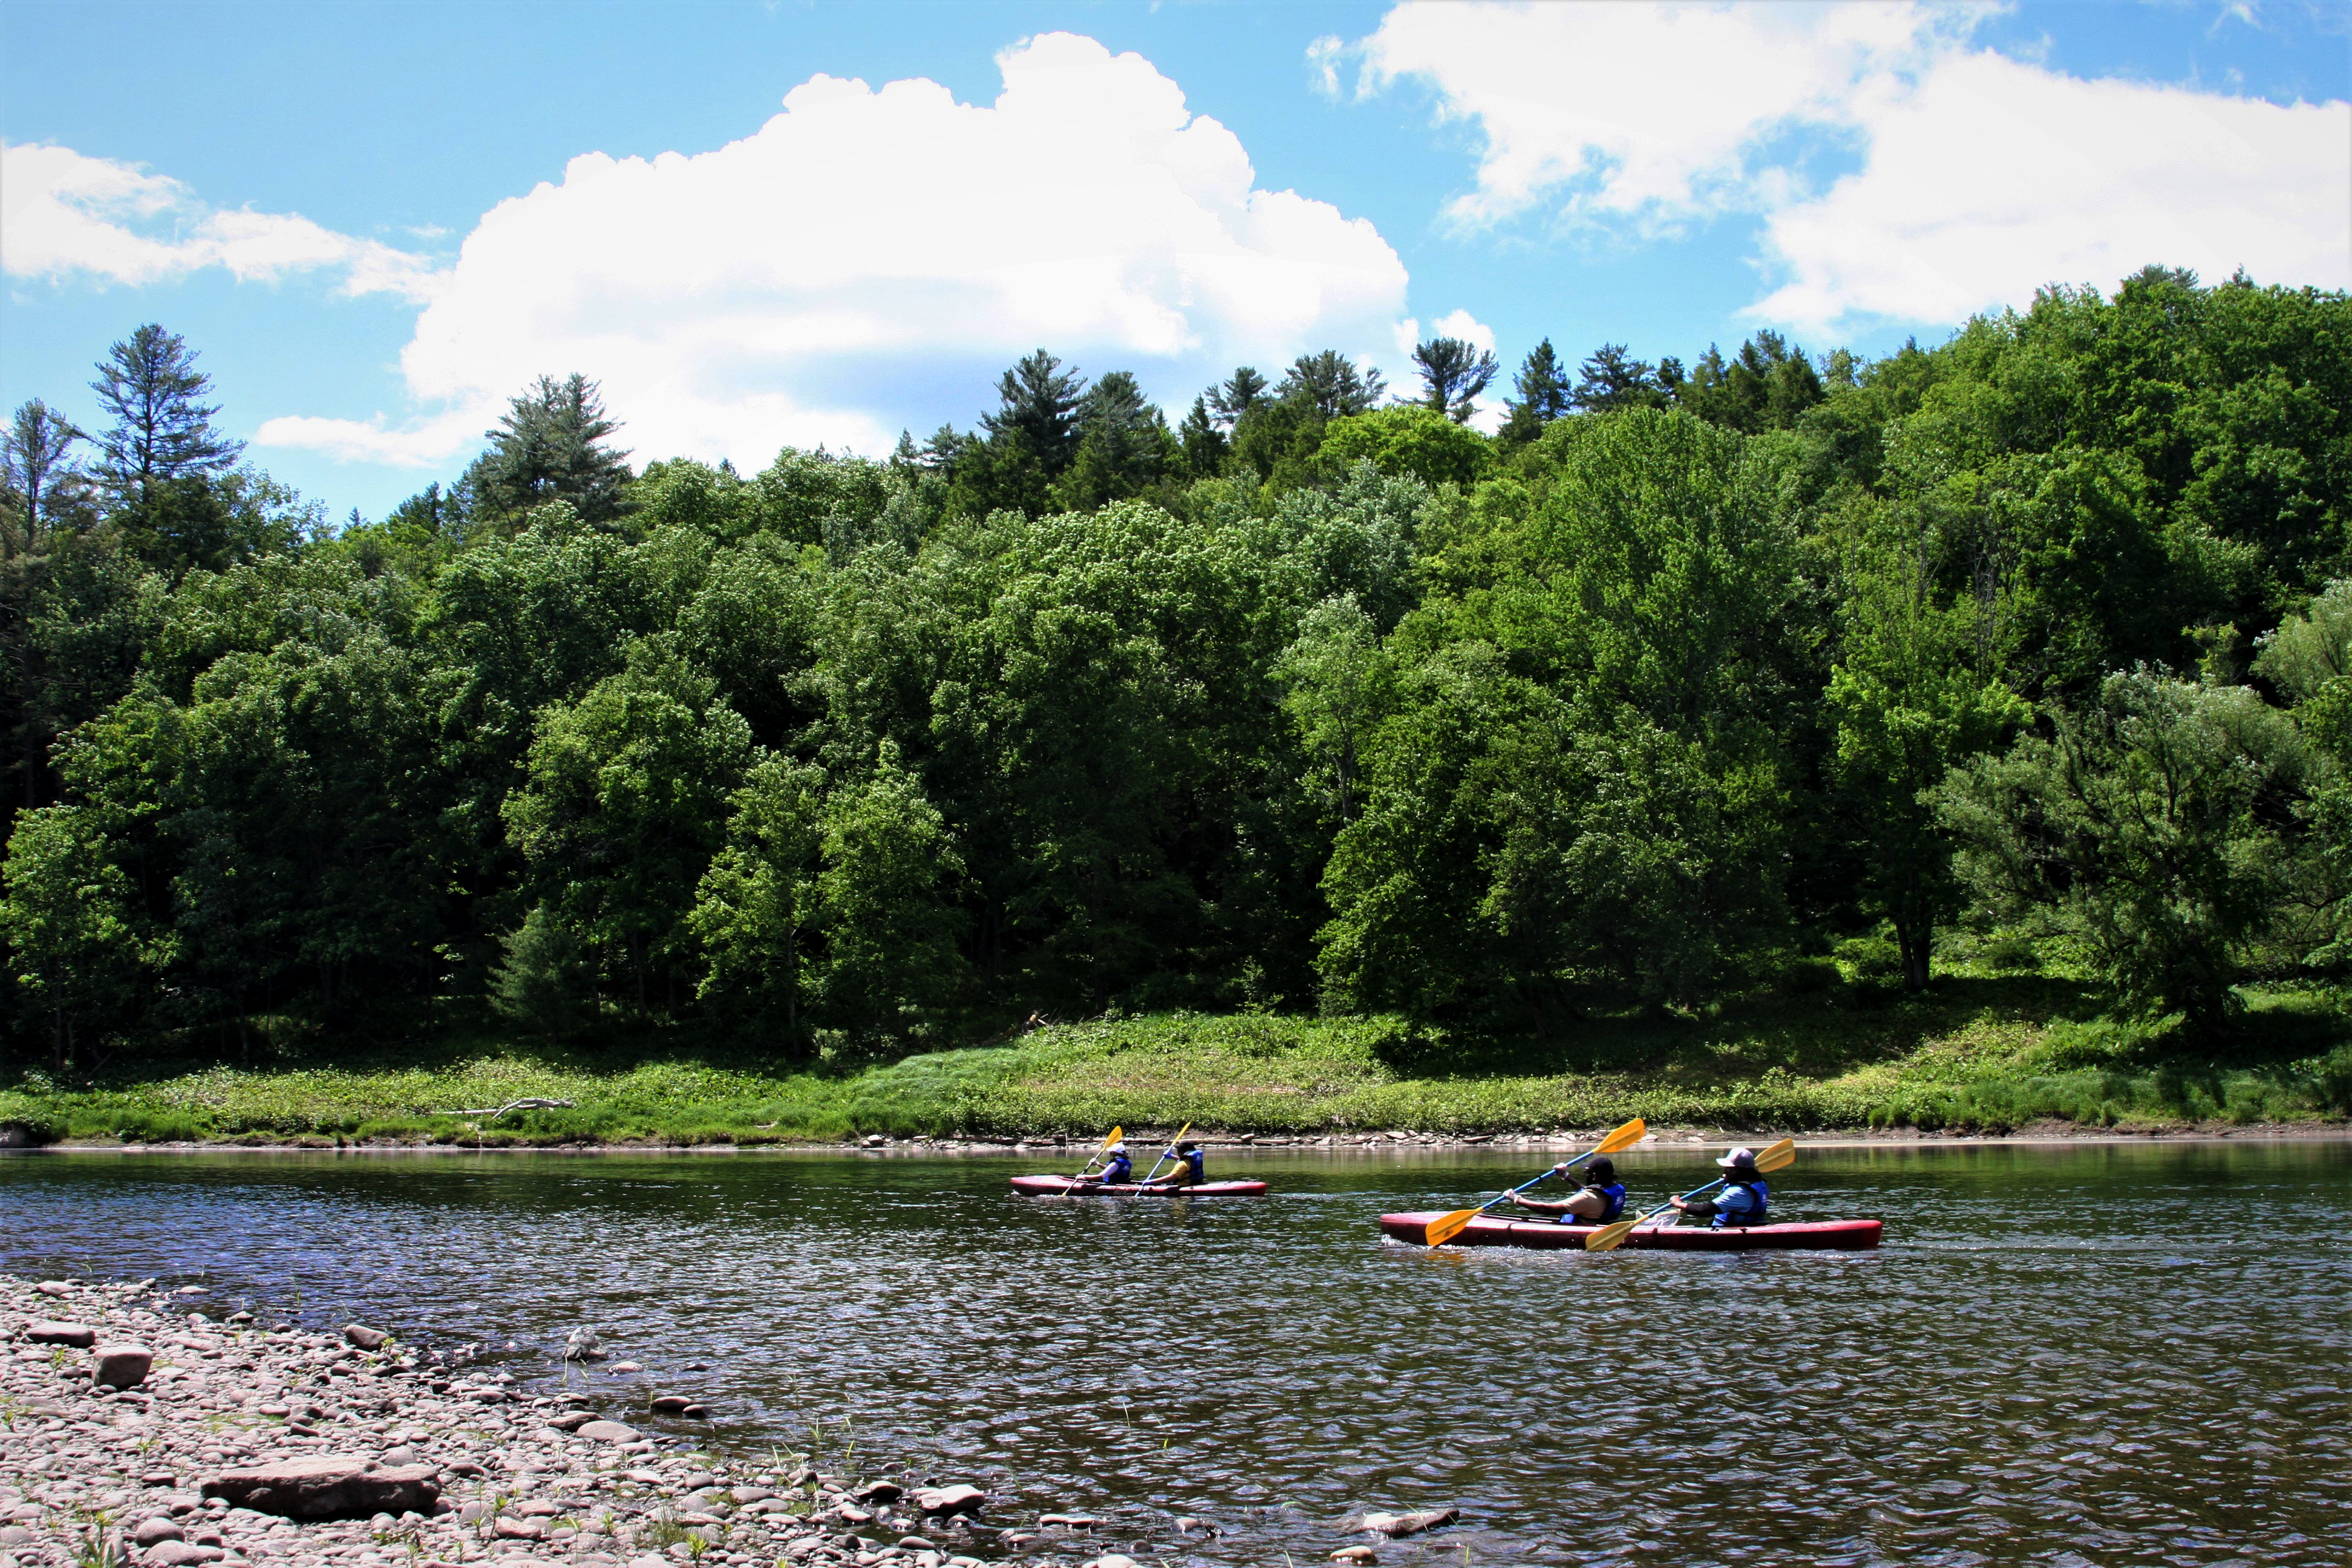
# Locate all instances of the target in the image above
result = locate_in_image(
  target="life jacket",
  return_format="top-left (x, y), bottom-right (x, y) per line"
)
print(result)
top-left (1587, 1181), bottom-right (1626, 1222)
top-left (1712, 1177), bottom-right (1767, 1227)
top-left (1102, 1152), bottom-right (1132, 1183)
top-left (1181, 1149), bottom-right (1205, 1181)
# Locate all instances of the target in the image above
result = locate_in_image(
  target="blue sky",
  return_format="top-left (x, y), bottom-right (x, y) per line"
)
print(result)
top-left (4, 0), bottom-right (2347, 521)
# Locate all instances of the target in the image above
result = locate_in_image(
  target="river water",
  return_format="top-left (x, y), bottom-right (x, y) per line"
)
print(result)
top-left (4, 1142), bottom-right (2346, 1566)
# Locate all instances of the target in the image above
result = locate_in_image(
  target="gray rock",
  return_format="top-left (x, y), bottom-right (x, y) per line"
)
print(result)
top-left (133, 1519), bottom-right (185, 1546)
top-left (146, 1545), bottom-right (224, 1566)
top-left (377, 1446), bottom-right (417, 1468)
top-left (912, 1485), bottom-right (985, 1518)
top-left (851, 1481), bottom-right (903, 1504)
top-left (93, 1344), bottom-right (154, 1389)
top-left (0, 1527), bottom-right (32, 1547)
top-left (1338, 1508), bottom-right (1459, 1538)
top-left (577, 1419), bottom-right (640, 1443)
top-left (342, 1324), bottom-right (387, 1352)
top-left (546, 1411), bottom-right (596, 1432)
top-left (201, 1458), bottom-right (441, 1520)
top-left (895, 1537), bottom-right (936, 1552)
top-left (649, 1395), bottom-right (693, 1414)
top-left (1080, 1557), bottom-right (1140, 1568)
top-left (24, 1321), bottom-right (96, 1348)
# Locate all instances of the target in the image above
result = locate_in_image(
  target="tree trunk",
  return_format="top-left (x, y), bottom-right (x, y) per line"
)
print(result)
top-left (1893, 915), bottom-right (1932, 991)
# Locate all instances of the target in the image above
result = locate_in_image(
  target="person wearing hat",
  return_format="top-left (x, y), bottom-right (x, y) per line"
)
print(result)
top-left (1077, 1141), bottom-right (1135, 1186)
top-left (1672, 1147), bottom-right (1769, 1227)
top-left (1504, 1157), bottom-right (1626, 1224)
top-left (1141, 1140), bottom-right (1207, 1189)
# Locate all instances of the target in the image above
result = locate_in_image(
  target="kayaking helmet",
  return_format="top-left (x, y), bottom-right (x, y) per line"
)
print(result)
top-left (1717, 1146), bottom-right (1758, 1172)
top-left (1106, 1141), bottom-right (1126, 1152)
top-left (1586, 1157), bottom-right (1617, 1182)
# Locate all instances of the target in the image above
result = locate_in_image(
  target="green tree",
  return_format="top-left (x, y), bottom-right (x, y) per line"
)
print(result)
top-left (1935, 669), bottom-right (2310, 1030)
top-left (1276, 595), bottom-right (1390, 826)
top-left (1825, 543), bottom-right (2025, 988)
top-left (1498, 339), bottom-right (1572, 446)
top-left (90, 325), bottom-right (244, 509)
top-left (689, 754), bottom-right (826, 1047)
top-left (1570, 344), bottom-right (1669, 413)
top-left (0, 804), bottom-right (149, 1070)
top-left (1318, 405), bottom-right (1489, 489)
top-left (1411, 337), bottom-right (1500, 423)
top-left (468, 374), bottom-right (633, 526)
top-left (815, 744), bottom-right (967, 1047)
top-left (980, 350), bottom-right (1088, 477)
top-left (504, 636), bottom-right (753, 1017)
top-left (488, 904), bottom-right (591, 1039)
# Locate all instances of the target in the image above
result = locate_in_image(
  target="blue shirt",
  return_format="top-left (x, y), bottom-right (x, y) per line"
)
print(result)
top-left (1711, 1178), bottom-right (1766, 1227)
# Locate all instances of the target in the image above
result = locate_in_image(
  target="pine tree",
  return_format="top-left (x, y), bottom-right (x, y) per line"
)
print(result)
top-left (1276, 351), bottom-right (1387, 420)
top-left (1208, 366), bottom-right (1270, 428)
top-left (1570, 344), bottom-right (1670, 413)
top-left (1411, 338), bottom-right (1500, 423)
top-left (469, 373), bottom-right (633, 524)
top-left (2, 400), bottom-right (91, 548)
top-left (979, 350), bottom-right (1087, 476)
top-left (89, 325), bottom-right (243, 508)
top-left (1498, 340), bottom-right (1573, 446)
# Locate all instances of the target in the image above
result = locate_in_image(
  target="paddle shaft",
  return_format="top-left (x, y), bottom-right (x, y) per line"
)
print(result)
top-left (1139, 1122), bottom-right (1194, 1185)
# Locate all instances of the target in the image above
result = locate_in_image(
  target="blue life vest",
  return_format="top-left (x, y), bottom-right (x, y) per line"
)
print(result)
top-left (1589, 1181), bottom-right (1626, 1222)
top-left (1102, 1152), bottom-right (1132, 1183)
top-left (1712, 1177), bottom-right (1767, 1227)
top-left (1181, 1148), bottom-right (1205, 1181)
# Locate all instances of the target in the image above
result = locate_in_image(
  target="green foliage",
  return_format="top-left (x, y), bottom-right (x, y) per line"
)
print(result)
top-left (1936, 670), bottom-right (2313, 1028)
top-left (489, 906), bottom-right (591, 1040)
top-left (2, 277), bottom-right (2349, 1116)
top-left (1318, 405), bottom-right (1489, 489)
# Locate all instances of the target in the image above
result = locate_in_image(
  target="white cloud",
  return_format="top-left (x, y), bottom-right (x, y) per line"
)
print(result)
top-left (1751, 49), bottom-right (2352, 328)
top-left (264, 32), bottom-right (1416, 470)
top-left (0, 142), bottom-right (444, 302)
top-left (1335, 1), bottom-right (2351, 329)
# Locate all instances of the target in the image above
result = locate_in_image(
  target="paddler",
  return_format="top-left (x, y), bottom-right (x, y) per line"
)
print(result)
top-left (1503, 1156), bottom-right (1626, 1224)
top-left (1671, 1146), bottom-right (1769, 1227)
top-left (1141, 1140), bottom-right (1206, 1189)
top-left (1077, 1140), bottom-right (1134, 1186)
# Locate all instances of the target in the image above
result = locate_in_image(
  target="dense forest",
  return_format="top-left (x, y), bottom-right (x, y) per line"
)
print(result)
top-left (2, 265), bottom-right (2347, 1078)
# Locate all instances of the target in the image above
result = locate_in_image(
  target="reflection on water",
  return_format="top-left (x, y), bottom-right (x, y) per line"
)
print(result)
top-left (4, 1141), bottom-right (2347, 1566)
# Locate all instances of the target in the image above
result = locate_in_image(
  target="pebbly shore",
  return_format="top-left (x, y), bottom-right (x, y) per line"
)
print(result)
top-left (0, 1276), bottom-right (1170, 1568)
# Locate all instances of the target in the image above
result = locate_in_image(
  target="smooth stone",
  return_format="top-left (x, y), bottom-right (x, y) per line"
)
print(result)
top-left (894, 1538), bottom-right (935, 1552)
top-left (1347, 1508), bottom-right (1458, 1539)
top-left (1038, 1514), bottom-right (1098, 1528)
top-left (93, 1344), bottom-right (155, 1389)
top-left (201, 1458), bottom-right (441, 1520)
top-left (546, 1411), bottom-right (595, 1432)
top-left (1080, 1557), bottom-right (1140, 1568)
top-left (607, 1362), bottom-right (644, 1374)
top-left (378, 1446), bottom-right (417, 1467)
top-left (851, 1482), bottom-right (903, 1504)
top-left (731, 1488), bottom-right (776, 1504)
top-left (648, 1396), bottom-right (693, 1415)
top-left (910, 1486), bottom-right (984, 1518)
top-left (577, 1420), bottom-right (640, 1444)
top-left (493, 1517), bottom-right (545, 1541)
top-left (343, 1325), bottom-right (388, 1352)
top-left (134, 1519), bottom-right (186, 1546)
top-left (1331, 1549), bottom-right (1377, 1565)
top-left (146, 1545), bottom-right (225, 1566)
top-left (24, 1321), bottom-right (96, 1348)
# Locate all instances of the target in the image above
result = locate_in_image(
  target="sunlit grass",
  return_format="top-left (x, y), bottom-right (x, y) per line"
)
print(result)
top-left (3, 982), bottom-right (2345, 1143)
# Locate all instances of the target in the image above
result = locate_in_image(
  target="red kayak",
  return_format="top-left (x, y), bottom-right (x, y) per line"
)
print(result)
top-left (1380, 1210), bottom-right (1881, 1250)
top-left (1011, 1175), bottom-right (1269, 1197)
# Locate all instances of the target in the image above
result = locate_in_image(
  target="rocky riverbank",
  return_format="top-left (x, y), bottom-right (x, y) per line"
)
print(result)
top-left (0, 1277), bottom-right (1151, 1568)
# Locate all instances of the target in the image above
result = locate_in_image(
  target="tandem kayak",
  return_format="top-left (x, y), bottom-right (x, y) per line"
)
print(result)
top-left (1011, 1175), bottom-right (1269, 1197)
top-left (1380, 1210), bottom-right (1882, 1250)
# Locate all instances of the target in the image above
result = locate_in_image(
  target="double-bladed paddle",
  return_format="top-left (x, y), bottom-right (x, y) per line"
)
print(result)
top-left (1583, 1137), bottom-right (1795, 1252)
top-left (1138, 1121), bottom-right (1194, 1186)
top-left (1423, 1117), bottom-right (1647, 1247)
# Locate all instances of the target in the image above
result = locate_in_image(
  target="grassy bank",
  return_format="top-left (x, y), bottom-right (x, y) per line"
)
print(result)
top-left (4, 978), bottom-right (2349, 1147)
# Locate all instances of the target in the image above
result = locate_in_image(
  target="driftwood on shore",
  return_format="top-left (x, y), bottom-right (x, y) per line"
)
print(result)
top-left (428, 1098), bottom-right (576, 1120)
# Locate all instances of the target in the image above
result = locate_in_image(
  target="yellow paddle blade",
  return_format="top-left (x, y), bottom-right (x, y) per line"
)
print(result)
top-left (1423, 1207), bottom-right (1482, 1247)
top-left (1102, 1126), bottom-right (1123, 1148)
top-left (1754, 1137), bottom-right (1795, 1172)
top-left (1593, 1117), bottom-right (1647, 1155)
top-left (1583, 1215), bottom-right (1644, 1253)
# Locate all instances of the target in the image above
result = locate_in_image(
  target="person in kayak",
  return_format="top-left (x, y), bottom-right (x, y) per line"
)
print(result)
top-left (1504, 1157), bottom-right (1626, 1224)
top-left (1142, 1140), bottom-right (1206, 1189)
top-left (1077, 1142), bottom-right (1134, 1186)
top-left (1671, 1147), bottom-right (1769, 1227)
